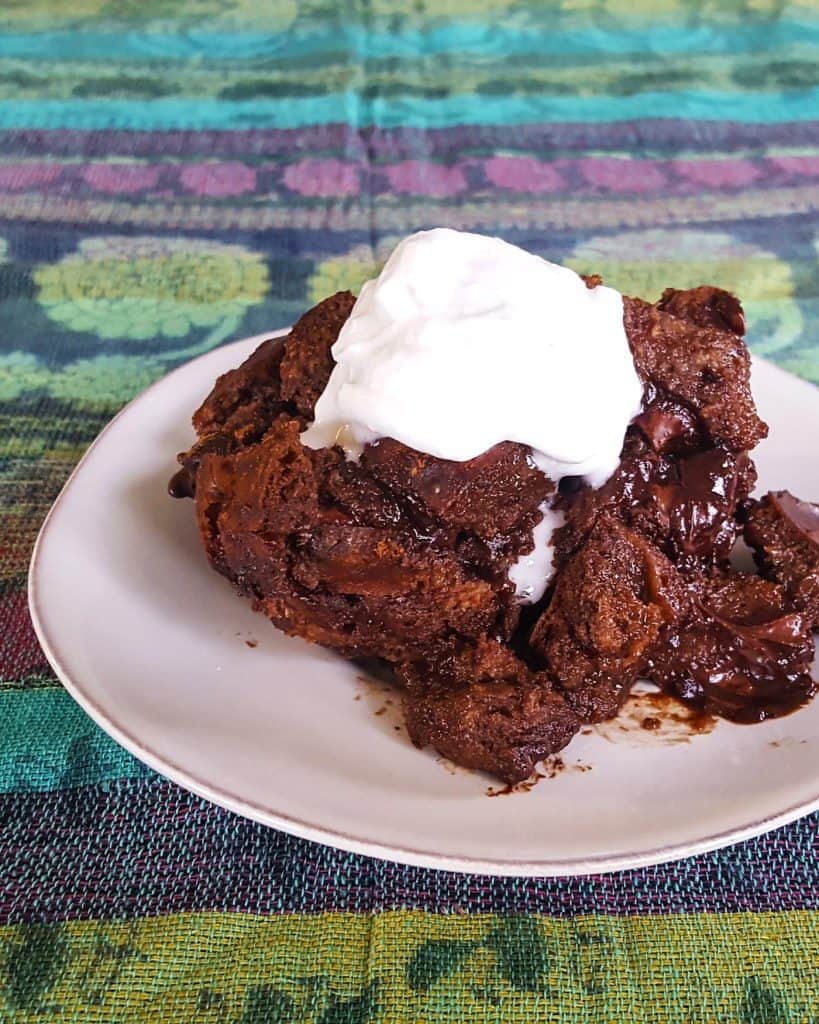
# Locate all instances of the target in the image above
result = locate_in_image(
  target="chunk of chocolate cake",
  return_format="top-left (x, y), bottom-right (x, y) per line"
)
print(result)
top-left (398, 638), bottom-right (580, 784)
top-left (530, 517), bottom-right (689, 722)
top-left (623, 294), bottom-right (767, 454)
top-left (649, 572), bottom-right (816, 722)
top-left (744, 491), bottom-right (819, 628)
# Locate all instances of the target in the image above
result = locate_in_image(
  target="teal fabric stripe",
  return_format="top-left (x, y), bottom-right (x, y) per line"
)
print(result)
top-left (0, 687), bottom-right (152, 793)
top-left (2, 89), bottom-right (819, 130)
top-left (0, 22), bottom-right (817, 63)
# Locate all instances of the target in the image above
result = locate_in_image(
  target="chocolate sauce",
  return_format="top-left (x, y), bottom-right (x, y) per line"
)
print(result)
top-left (566, 440), bottom-right (752, 571)
top-left (653, 449), bottom-right (750, 564)
top-left (168, 434), bottom-right (232, 499)
top-left (650, 595), bottom-right (816, 724)
top-left (168, 465), bottom-right (196, 499)
top-left (594, 690), bottom-right (716, 744)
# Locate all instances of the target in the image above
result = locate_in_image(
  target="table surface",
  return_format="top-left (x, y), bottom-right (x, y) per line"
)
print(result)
top-left (1, 1), bottom-right (817, 1021)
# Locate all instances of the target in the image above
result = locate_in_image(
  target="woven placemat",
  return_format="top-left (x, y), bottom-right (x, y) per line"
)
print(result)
top-left (1, 1), bottom-right (817, 1020)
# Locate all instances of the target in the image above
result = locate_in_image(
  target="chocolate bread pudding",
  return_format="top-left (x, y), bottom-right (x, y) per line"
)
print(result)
top-left (170, 229), bottom-right (817, 784)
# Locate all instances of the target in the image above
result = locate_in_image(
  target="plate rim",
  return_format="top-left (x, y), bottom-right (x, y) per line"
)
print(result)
top-left (27, 331), bottom-right (819, 877)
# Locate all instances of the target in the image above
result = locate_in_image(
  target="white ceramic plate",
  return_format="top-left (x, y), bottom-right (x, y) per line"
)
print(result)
top-left (29, 332), bottom-right (819, 876)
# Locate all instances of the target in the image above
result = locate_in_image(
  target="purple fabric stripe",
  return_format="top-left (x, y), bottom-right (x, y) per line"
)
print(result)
top-left (1, 779), bottom-right (816, 924)
top-left (0, 121), bottom-right (818, 159)
top-left (3, 155), bottom-right (818, 201)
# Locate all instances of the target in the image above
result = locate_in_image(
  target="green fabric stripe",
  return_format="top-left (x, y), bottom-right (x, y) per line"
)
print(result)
top-left (0, 688), bottom-right (152, 792)
top-left (0, 50), bottom-right (817, 101)
top-left (0, 911), bottom-right (816, 1022)
top-left (0, 674), bottom-right (57, 691)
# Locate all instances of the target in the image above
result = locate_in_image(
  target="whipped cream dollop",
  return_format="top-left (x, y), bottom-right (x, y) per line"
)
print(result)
top-left (301, 228), bottom-right (643, 600)
top-left (507, 499), bottom-right (565, 605)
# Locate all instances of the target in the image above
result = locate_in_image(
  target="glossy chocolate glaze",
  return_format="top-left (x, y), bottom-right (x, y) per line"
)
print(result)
top-left (650, 576), bottom-right (817, 723)
top-left (168, 434), bottom-right (232, 499)
top-left (556, 433), bottom-right (754, 573)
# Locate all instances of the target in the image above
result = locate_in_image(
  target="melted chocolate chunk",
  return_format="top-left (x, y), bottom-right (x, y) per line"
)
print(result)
top-left (633, 397), bottom-right (700, 454)
top-left (169, 434), bottom-right (232, 499)
top-left (651, 448), bottom-right (754, 568)
top-left (556, 438), bottom-right (755, 573)
top-left (773, 491), bottom-right (819, 542)
top-left (744, 490), bottom-right (819, 628)
top-left (650, 574), bottom-right (816, 723)
top-left (168, 465), bottom-right (195, 499)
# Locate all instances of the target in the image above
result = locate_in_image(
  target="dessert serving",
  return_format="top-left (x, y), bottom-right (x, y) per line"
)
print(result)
top-left (170, 229), bottom-right (818, 784)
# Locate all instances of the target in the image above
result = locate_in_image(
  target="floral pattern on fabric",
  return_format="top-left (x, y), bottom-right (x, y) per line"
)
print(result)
top-left (567, 229), bottom-right (804, 366)
top-left (34, 236), bottom-right (270, 355)
top-left (308, 248), bottom-right (384, 305)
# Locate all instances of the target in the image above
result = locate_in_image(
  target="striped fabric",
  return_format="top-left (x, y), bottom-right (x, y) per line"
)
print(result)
top-left (1, 1), bottom-right (817, 1019)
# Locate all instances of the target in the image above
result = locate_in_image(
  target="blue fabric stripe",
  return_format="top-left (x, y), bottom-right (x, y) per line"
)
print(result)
top-left (1, 778), bottom-right (817, 921)
top-left (1, 90), bottom-right (818, 130)
top-left (0, 688), bottom-right (153, 793)
top-left (0, 22), bottom-right (816, 62)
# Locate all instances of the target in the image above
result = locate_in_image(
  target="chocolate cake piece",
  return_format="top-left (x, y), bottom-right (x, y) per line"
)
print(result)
top-left (170, 292), bottom-right (354, 499)
top-left (398, 638), bottom-right (580, 784)
top-left (744, 491), bottom-right (819, 627)
top-left (279, 290), bottom-right (355, 418)
top-left (192, 334), bottom-right (286, 440)
top-left (530, 517), bottom-right (689, 722)
top-left (168, 335), bottom-right (288, 499)
top-left (361, 438), bottom-right (553, 579)
top-left (649, 571), bottom-right (816, 722)
top-left (555, 435), bottom-right (756, 575)
top-left (656, 285), bottom-right (746, 337)
top-left (173, 292), bottom-right (562, 676)
top-left (623, 294), bottom-right (767, 454)
top-left (194, 416), bottom-right (509, 662)
top-left (552, 285), bottom-right (763, 574)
